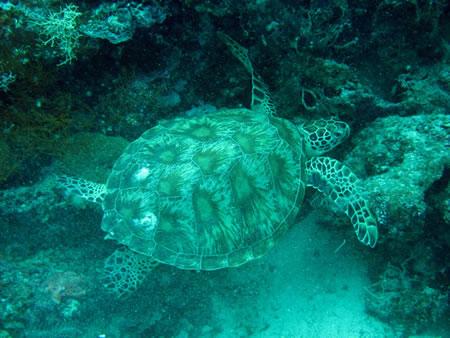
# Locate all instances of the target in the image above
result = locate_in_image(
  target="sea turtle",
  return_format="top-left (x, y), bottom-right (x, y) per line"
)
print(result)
top-left (59, 33), bottom-right (378, 297)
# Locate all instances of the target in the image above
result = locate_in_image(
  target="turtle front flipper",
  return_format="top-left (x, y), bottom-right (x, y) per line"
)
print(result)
top-left (103, 247), bottom-right (159, 298)
top-left (57, 175), bottom-right (106, 204)
top-left (306, 157), bottom-right (378, 248)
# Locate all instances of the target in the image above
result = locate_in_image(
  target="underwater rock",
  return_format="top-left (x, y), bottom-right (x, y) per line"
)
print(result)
top-left (365, 261), bottom-right (447, 335)
top-left (44, 271), bottom-right (88, 305)
top-left (345, 114), bottom-right (449, 243)
top-left (0, 175), bottom-right (59, 220)
top-left (80, 1), bottom-right (167, 44)
top-left (0, 247), bottom-right (99, 336)
top-left (277, 56), bottom-right (404, 123)
top-left (0, 138), bottom-right (17, 183)
top-left (94, 77), bottom-right (171, 139)
top-left (392, 64), bottom-right (450, 115)
top-left (56, 132), bottom-right (129, 183)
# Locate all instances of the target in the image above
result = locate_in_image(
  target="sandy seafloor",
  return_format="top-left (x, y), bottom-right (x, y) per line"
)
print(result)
top-left (188, 211), bottom-right (391, 338)
top-left (26, 210), bottom-right (394, 338)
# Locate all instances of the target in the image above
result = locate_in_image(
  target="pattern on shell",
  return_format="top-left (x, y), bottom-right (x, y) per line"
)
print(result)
top-left (102, 108), bottom-right (306, 270)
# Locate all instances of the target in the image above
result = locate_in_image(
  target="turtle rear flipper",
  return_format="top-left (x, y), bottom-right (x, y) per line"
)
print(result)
top-left (57, 175), bottom-right (106, 204)
top-left (306, 157), bottom-right (378, 248)
top-left (103, 247), bottom-right (159, 298)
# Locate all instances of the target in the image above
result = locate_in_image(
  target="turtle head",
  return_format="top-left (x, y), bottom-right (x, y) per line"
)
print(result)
top-left (299, 119), bottom-right (350, 157)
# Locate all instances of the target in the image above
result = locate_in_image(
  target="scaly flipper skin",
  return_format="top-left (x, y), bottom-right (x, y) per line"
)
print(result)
top-left (306, 157), bottom-right (378, 248)
top-left (218, 32), bottom-right (276, 116)
top-left (103, 247), bottom-right (159, 298)
top-left (300, 119), bottom-right (350, 156)
top-left (57, 175), bottom-right (106, 204)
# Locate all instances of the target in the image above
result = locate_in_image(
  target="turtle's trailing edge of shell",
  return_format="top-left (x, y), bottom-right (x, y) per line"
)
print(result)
top-left (58, 34), bottom-right (378, 298)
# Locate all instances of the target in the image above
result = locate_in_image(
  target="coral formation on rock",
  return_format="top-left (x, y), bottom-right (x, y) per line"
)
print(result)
top-left (0, 0), bottom-right (449, 336)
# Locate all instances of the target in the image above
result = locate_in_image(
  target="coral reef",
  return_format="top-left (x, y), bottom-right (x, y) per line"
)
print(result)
top-left (28, 4), bottom-right (82, 65)
top-left (0, 0), bottom-right (449, 336)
